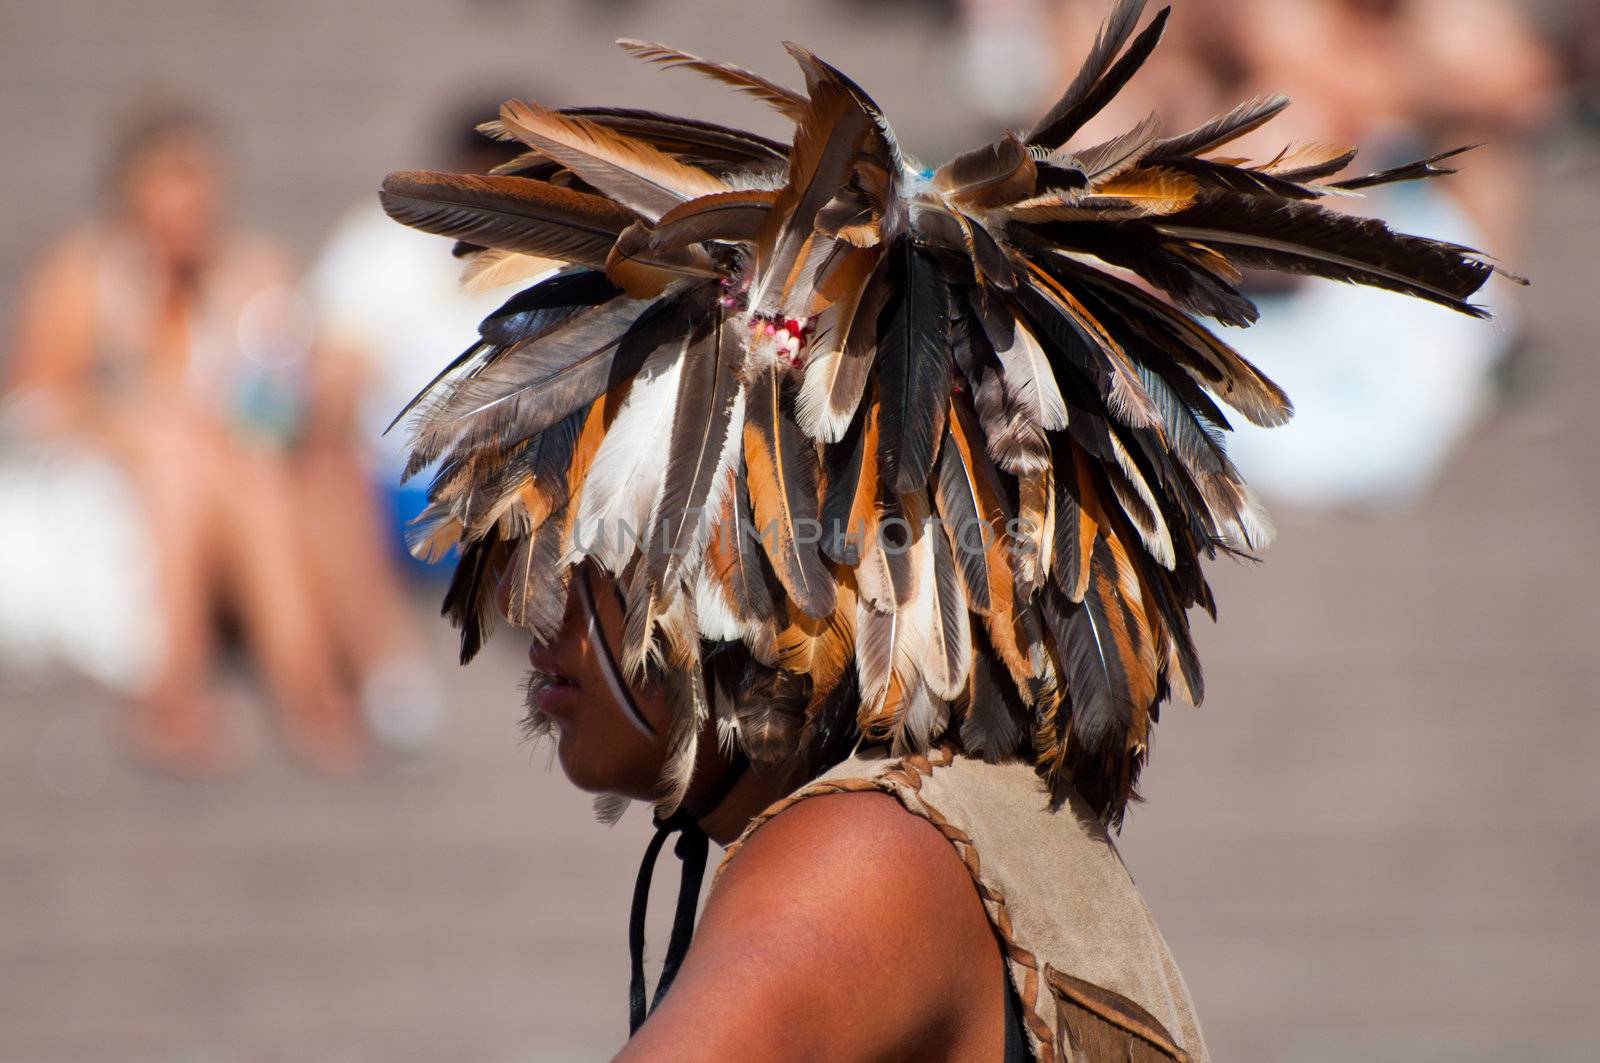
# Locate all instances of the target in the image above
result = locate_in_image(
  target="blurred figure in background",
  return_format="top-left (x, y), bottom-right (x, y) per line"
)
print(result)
top-left (301, 94), bottom-right (536, 752)
top-left (1024, 0), bottom-right (1557, 509)
top-left (3, 106), bottom-right (428, 773)
top-left (309, 93), bottom-right (531, 489)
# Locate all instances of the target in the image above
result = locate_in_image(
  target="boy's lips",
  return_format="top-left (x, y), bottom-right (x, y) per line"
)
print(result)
top-left (535, 679), bottom-right (579, 716)
top-left (528, 646), bottom-right (580, 717)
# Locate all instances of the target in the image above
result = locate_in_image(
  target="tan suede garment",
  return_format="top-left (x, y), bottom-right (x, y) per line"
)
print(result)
top-left (718, 747), bottom-right (1210, 1063)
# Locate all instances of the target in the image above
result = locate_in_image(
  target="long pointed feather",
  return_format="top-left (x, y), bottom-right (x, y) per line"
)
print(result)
top-left (743, 364), bottom-right (836, 618)
top-left (498, 100), bottom-right (728, 221)
top-left (876, 243), bottom-right (951, 493)
top-left (1026, 5), bottom-right (1171, 151)
top-left (1331, 145), bottom-right (1475, 191)
top-left (797, 248), bottom-right (890, 441)
top-left (1025, 0), bottom-right (1149, 149)
top-left (646, 312), bottom-right (745, 593)
top-left (616, 39), bottom-right (808, 121)
top-left (380, 170), bottom-right (632, 265)
top-left (1154, 192), bottom-right (1493, 312)
top-left (1150, 93), bottom-right (1291, 159)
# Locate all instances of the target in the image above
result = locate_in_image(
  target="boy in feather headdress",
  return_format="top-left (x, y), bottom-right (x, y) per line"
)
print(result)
top-left (378, 1), bottom-right (1514, 1058)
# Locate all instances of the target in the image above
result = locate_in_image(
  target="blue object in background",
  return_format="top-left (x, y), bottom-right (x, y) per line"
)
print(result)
top-left (384, 476), bottom-right (456, 580)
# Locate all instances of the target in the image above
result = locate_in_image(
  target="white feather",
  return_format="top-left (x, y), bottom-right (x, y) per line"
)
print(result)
top-left (907, 526), bottom-right (971, 701)
top-left (569, 337), bottom-right (687, 573)
top-left (693, 562), bottom-right (747, 643)
top-left (1107, 432), bottom-right (1176, 570)
top-left (891, 674), bottom-right (947, 756)
top-left (796, 347), bottom-right (855, 442)
top-left (653, 387), bottom-right (747, 586)
top-left (854, 593), bottom-right (897, 712)
top-left (1215, 479), bottom-right (1275, 553)
top-left (994, 319), bottom-right (1069, 432)
top-left (855, 539), bottom-right (896, 611)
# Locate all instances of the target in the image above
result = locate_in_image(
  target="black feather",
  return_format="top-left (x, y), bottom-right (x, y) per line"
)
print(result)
top-left (1026, 0), bottom-right (1150, 149)
top-left (1154, 191), bottom-right (1493, 313)
top-left (1027, 5), bottom-right (1171, 151)
top-left (1331, 145), bottom-right (1475, 191)
top-left (877, 242), bottom-right (951, 492)
top-left (478, 268), bottom-right (622, 347)
top-left (962, 624), bottom-right (1029, 762)
top-left (820, 397), bottom-right (869, 565)
top-left (1014, 222), bottom-right (1259, 326)
top-left (442, 524), bottom-right (506, 664)
top-left (1044, 548), bottom-right (1133, 752)
top-left (1158, 155), bottom-right (1325, 200)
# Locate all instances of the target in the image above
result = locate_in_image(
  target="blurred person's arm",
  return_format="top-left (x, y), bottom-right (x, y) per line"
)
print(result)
top-left (4, 232), bottom-right (114, 443)
top-left (299, 338), bottom-right (372, 448)
top-left (250, 237), bottom-right (367, 449)
top-left (298, 205), bottom-right (392, 451)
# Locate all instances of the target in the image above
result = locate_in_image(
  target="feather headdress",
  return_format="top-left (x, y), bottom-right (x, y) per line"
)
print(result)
top-left (381, 0), bottom-right (1510, 823)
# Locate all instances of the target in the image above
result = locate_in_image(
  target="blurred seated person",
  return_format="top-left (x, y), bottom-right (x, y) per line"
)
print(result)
top-left (5, 107), bottom-right (428, 772)
top-left (1042, 0), bottom-right (1555, 509)
top-left (309, 94), bottom-right (534, 489)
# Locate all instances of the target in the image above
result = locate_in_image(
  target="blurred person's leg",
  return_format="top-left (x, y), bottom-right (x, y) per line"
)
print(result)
top-left (214, 439), bottom-right (366, 772)
top-left (292, 438), bottom-right (444, 752)
top-left (120, 404), bottom-right (230, 774)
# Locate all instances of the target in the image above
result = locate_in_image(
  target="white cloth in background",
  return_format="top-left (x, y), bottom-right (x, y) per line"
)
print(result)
top-left (307, 201), bottom-right (542, 479)
top-left (0, 428), bottom-right (158, 693)
top-left (1222, 183), bottom-right (1515, 511)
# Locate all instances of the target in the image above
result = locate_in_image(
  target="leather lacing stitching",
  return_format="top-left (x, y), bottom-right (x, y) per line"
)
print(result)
top-left (717, 747), bottom-right (1190, 1063)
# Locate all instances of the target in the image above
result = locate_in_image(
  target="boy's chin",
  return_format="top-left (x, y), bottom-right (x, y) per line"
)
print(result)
top-left (553, 726), bottom-right (624, 795)
top-left (552, 727), bottom-right (665, 801)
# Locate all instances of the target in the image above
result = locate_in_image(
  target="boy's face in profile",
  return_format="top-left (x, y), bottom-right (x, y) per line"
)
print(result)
top-left (507, 561), bottom-right (677, 800)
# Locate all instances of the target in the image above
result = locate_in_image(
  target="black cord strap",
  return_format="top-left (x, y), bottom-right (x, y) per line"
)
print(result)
top-left (627, 755), bottom-right (749, 1035)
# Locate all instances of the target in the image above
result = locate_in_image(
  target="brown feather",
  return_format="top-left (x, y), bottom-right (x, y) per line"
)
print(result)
top-left (743, 365), bottom-right (836, 619)
top-left (751, 56), bottom-right (875, 314)
top-left (380, 170), bottom-right (632, 267)
top-left (648, 188), bottom-right (779, 253)
top-left (1023, 260), bottom-right (1162, 430)
top-left (498, 99), bottom-right (728, 221)
top-left (615, 39), bottom-right (808, 121)
top-left (933, 132), bottom-right (1038, 210)
top-left (605, 221), bottom-right (716, 297)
